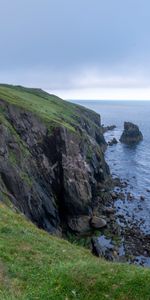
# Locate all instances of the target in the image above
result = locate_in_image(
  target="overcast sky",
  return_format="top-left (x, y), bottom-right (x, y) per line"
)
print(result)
top-left (1, 0), bottom-right (150, 100)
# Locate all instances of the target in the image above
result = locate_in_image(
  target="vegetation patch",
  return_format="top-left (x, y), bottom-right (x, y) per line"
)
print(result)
top-left (0, 203), bottom-right (150, 299)
top-left (0, 84), bottom-right (100, 133)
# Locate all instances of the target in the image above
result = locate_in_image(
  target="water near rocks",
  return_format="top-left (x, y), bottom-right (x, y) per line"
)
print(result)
top-left (73, 100), bottom-right (150, 235)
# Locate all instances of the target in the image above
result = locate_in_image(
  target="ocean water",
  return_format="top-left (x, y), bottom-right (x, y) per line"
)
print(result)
top-left (72, 100), bottom-right (150, 233)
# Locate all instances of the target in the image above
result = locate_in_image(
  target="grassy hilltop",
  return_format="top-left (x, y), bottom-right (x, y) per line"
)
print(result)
top-left (0, 84), bottom-right (99, 132)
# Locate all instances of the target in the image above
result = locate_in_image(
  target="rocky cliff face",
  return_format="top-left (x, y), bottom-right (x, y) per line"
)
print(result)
top-left (0, 86), bottom-right (110, 236)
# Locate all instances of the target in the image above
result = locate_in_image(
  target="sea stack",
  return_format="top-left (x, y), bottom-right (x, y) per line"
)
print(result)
top-left (120, 122), bottom-right (143, 144)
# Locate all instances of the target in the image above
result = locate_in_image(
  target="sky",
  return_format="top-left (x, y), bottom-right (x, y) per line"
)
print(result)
top-left (1, 0), bottom-right (150, 100)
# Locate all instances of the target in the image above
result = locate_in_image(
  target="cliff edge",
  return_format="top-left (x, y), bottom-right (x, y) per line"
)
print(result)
top-left (0, 84), bottom-right (110, 235)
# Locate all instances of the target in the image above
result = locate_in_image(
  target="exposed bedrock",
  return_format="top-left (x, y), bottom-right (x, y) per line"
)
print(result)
top-left (0, 99), bottom-right (110, 236)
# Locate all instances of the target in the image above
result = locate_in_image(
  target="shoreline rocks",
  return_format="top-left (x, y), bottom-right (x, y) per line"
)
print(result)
top-left (102, 125), bottom-right (116, 133)
top-left (90, 174), bottom-right (150, 267)
top-left (108, 138), bottom-right (118, 146)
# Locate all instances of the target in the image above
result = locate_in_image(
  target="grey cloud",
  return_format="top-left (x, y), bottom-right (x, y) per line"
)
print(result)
top-left (0, 0), bottom-right (150, 91)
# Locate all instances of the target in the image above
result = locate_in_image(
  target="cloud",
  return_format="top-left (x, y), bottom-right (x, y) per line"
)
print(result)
top-left (1, 65), bottom-right (150, 101)
top-left (49, 87), bottom-right (150, 101)
top-left (0, 0), bottom-right (150, 99)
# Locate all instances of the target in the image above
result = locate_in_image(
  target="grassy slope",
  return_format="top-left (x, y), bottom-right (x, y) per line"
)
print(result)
top-left (0, 84), bottom-right (98, 132)
top-left (0, 203), bottom-right (150, 300)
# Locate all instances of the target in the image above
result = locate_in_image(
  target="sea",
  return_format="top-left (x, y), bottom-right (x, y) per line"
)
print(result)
top-left (72, 100), bottom-right (150, 234)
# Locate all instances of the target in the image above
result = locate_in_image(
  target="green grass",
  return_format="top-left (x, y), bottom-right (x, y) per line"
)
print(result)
top-left (0, 84), bottom-right (99, 132)
top-left (0, 204), bottom-right (150, 299)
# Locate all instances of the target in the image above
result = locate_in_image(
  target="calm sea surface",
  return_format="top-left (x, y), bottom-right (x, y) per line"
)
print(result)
top-left (72, 100), bottom-right (150, 233)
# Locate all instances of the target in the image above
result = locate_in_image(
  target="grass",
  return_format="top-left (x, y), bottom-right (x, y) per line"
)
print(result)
top-left (0, 84), bottom-right (99, 132)
top-left (0, 203), bottom-right (150, 299)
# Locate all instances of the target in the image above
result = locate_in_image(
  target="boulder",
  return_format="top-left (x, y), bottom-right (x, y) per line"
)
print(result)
top-left (68, 216), bottom-right (91, 234)
top-left (120, 122), bottom-right (143, 144)
top-left (140, 195), bottom-right (145, 201)
top-left (90, 216), bottom-right (107, 229)
top-left (104, 207), bottom-right (115, 214)
top-left (91, 236), bottom-right (114, 260)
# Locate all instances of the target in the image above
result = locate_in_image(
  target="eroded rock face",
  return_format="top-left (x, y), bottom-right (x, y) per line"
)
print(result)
top-left (120, 122), bottom-right (143, 144)
top-left (0, 99), bottom-right (110, 235)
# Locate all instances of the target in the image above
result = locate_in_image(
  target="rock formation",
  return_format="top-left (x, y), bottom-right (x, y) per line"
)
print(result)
top-left (0, 85), bottom-right (110, 236)
top-left (120, 122), bottom-right (143, 144)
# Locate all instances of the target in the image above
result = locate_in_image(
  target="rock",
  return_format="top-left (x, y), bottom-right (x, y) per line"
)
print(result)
top-left (102, 125), bottom-right (116, 133)
top-left (140, 195), bottom-right (145, 201)
top-left (111, 192), bottom-right (118, 199)
top-left (121, 181), bottom-right (128, 188)
top-left (68, 216), bottom-right (91, 233)
top-left (91, 236), bottom-right (115, 260)
top-left (118, 192), bottom-right (125, 200)
top-left (127, 193), bottom-right (134, 200)
top-left (90, 216), bottom-right (107, 229)
top-left (108, 138), bottom-right (118, 146)
top-left (146, 189), bottom-right (150, 193)
top-left (91, 237), bottom-right (103, 257)
top-left (104, 207), bottom-right (115, 214)
top-left (120, 122), bottom-right (143, 144)
top-left (109, 214), bottom-right (115, 221)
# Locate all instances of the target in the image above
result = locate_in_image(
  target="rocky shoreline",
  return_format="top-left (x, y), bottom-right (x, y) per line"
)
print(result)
top-left (91, 176), bottom-right (150, 266)
top-left (91, 124), bottom-right (150, 267)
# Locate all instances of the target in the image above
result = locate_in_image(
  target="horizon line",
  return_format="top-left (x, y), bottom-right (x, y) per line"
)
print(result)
top-left (68, 99), bottom-right (150, 101)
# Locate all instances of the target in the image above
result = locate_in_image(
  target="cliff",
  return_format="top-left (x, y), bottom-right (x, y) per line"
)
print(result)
top-left (0, 84), bottom-right (110, 236)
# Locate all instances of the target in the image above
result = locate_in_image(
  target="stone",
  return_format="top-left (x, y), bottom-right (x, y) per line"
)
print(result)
top-left (127, 193), bottom-right (134, 200)
top-left (102, 125), bottom-right (116, 133)
top-left (111, 192), bottom-right (118, 199)
top-left (108, 138), bottom-right (118, 146)
top-left (68, 216), bottom-right (91, 233)
top-left (120, 122), bottom-right (143, 144)
top-left (91, 236), bottom-right (115, 260)
top-left (109, 215), bottom-right (115, 221)
top-left (90, 216), bottom-right (107, 229)
top-left (104, 207), bottom-right (115, 214)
